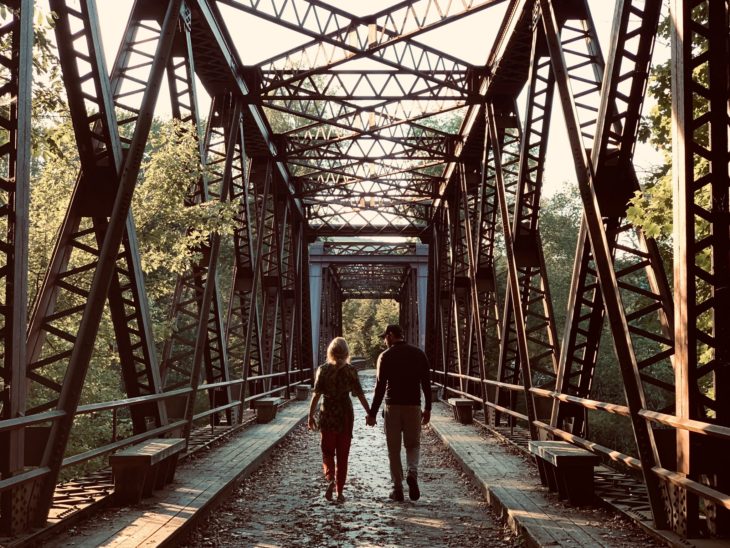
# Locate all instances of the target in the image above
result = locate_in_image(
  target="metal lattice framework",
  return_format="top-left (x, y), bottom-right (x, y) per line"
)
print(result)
top-left (0, 0), bottom-right (728, 542)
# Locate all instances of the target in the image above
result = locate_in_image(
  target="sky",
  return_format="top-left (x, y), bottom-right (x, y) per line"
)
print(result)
top-left (80, 0), bottom-right (668, 198)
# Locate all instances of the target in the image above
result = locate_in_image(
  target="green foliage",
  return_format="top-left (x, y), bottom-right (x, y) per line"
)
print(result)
top-left (28, 119), bottom-right (77, 299)
top-left (26, 97), bottom-right (235, 479)
top-left (630, 4), bottom-right (709, 255)
top-left (538, 189), bottom-right (582, 338)
top-left (539, 188), bottom-right (675, 455)
top-left (0, 6), bottom-right (66, 154)
top-left (630, 6), bottom-right (719, 374)
top-left (132, 119), bottom-right (238, 295)
top-left (341, 299), bottom-right (399, 365)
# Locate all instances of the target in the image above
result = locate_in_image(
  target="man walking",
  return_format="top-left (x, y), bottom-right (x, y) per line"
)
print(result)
top-left (366, 324), bottom-right (431, 501)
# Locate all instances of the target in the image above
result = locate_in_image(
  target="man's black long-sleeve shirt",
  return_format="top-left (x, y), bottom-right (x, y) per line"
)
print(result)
top-left (369, 341), bottom-right (431, 417)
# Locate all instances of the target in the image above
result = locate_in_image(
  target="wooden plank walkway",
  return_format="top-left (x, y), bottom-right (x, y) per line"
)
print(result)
top-left (429, 403), bottom-right (659, 548)
top-left (48, 402), bottom-right (309, 548)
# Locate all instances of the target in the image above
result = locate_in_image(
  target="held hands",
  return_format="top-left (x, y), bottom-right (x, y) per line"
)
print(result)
top-left (365, 414), bottom-right (377, 427)
top-left (421, 410), bottom-right (431, 425)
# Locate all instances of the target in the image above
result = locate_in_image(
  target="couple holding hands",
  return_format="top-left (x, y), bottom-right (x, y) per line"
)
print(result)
top-left (307, 324), bottom-right (432, 503)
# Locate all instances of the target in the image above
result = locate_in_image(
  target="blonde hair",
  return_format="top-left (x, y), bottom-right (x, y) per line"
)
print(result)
top-left (326, 337), bottom-right (350, 366)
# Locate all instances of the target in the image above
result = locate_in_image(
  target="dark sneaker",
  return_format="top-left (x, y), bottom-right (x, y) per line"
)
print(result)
top-left (406, 475), bottom-right (420, 501)
top-left (388, 488), bottom-right (404, 502)
top-left (336, 493), bottom-right (346, 503)
top-left (325, 480), bottom-right (335, 501)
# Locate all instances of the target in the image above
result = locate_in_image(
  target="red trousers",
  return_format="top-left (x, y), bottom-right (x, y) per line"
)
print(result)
top-left (320, 429), bottom-right (352, 493)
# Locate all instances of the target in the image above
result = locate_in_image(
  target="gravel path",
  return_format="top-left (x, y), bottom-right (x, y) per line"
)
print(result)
top-left (183, 370), bottom-right (518, 547)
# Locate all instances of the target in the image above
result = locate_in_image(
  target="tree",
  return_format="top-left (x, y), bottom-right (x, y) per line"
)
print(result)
top-left (341, 298), bottom-right (399, 365)
top-left (539, 189), bottom-right (583, 338)
top-left (25, 115), bottom-right (238, 470)
top-left (629, 7), bottom-right (708, 261)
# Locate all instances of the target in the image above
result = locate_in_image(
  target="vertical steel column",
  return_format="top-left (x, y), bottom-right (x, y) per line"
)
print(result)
top-left (239, 158), bottom-right (272, 402)
top-left (449, 179), bottom-right (471, 396)
top-left (180, 97), bottom-right (242, 438)
top-left (487, 103), bottom-right (540, 440)
top-left (278, 211), bottom-right (299, 391)
top-left (424, 225), bottom-right (440, 379)
top-left (309, 253), bottom-right (324, 368)
top-left (299, 235), bottom-right (314, 382)
top-left (491, 19), bottom-right (561, 428)
top-left (285, 218), bottom-right (306, 385)
top-left (162, 10), bottom-right (237, 426)
top-left (509, 43), bottom-right (561, 385)
top-left (398, 269), bottom-right (418, 345)
top-left (29, 0), bottom-right (184, 525)
top-left (671, 0), bottom-right (730, 537)
top-left (258, 177), bottom-right (285, 394)
top-left (0, 0), bottom-right (31, 535)
top-left (318, 267), bottom-right (342, 362)
top-left (459, 165), bottom-right (489, 404)
top-left (409, 269), bottom-right (419, 345)
top-left (491, 104), bottom-right (531, 426)
top-left (318, 268), bottom-right (331, 367)
top-left (271, 189), bottom-right (294, 397)
top-left (551, 0), bottom-right (672, 441)
top-left (30, 0), bottom-right (170, 434)
top-left (437, 202), bottom-right (458, 396)
top-left (473, 125), bottom-right (503, 415)
top-left (539, 0), bottom-right (669, 528)
top-left (416, 244), bottom-right (429, 351)
top-left (224, 113), bottom-right (253, 418)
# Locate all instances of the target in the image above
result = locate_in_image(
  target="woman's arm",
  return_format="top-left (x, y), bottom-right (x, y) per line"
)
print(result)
top-left (307, 393), bottom-right (321, 430)
top-left (349, 369), bottom-right (372, 418)
top-left (356, 392), bottom-right (371, 416)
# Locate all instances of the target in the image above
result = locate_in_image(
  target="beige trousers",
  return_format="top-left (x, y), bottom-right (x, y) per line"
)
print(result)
top-left (383, 404), bottom-right (422, 488)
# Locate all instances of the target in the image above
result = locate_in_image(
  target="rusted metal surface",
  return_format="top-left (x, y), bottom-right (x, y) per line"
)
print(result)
top-left (0, 0), bottom-right (728, 541)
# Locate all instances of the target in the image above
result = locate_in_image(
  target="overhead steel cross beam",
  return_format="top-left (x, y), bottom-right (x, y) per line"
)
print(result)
top-left (273, 95), bottom-right (463, 144)
top-left (294, 156), bottom-right (445, 180)
top-left (334, 264), bottom-right (411, 299)
top-left (322, 241), bottom-right (418, 257)
top-left (285, 134), bottom-right (458, 163)
top-left (284, 122), bottom-right (455, 160)
top-left (264, 90), bottom-right (466, 128)
top-left (290, 154), bottom-right (446, 181)
top-left (261, 70), bottom-right (477, 102)
top-left (292, 140), bottom-right (449, 161)
top-left (264, 94), bottom-right (466, 158)
top-left (193, 0), bottom-right (304, 218)
top-left (300, 182), bottom-right (434, 205)
top-left (308, 215), bottom-right (429, 237)
top-left (265, 93), bottom-right (465, 129)
top-left (219, 0), bottom-right (505, 96)
top-left (283, 111), bottom-right (455, 141)
top-left (299, 173), bottom-right (438, 192)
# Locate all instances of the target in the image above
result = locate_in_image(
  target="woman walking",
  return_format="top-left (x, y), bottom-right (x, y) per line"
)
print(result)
top-left (307, 337), bottom-right (371, 502)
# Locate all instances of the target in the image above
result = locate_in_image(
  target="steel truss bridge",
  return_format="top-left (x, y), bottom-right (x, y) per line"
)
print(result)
top-left (0, 0), bottom-right (728, 542)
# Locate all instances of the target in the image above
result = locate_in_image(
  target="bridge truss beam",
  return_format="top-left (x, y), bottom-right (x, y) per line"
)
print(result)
top-left (0, 0), bottom-right (311, 532)
top-left (0, 0), bottom-right (728, 542)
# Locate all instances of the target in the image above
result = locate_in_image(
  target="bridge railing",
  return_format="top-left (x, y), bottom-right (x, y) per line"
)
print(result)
top-left (435, 373), bottom-right (730, 517)
top-left (0, 369), bottom-right (313, 498)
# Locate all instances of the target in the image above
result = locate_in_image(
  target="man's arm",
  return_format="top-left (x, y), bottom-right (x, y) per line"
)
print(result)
top-left (369, 353), bottom-right (387, 419)
top-left (420, 351), bottom-right (432, 425)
